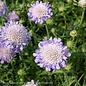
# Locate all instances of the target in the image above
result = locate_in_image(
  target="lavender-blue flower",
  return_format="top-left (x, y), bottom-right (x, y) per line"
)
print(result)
top-left (0, 21), bottom-right (31, 52)
top-left (7, 11), bottom-right (19, 21)
top-left (28, 1), bottom-right (53, 24)
top-left (0, 0), bottom-right (8, 17)
top-left (33, 37), bottom-right (71, 72)
top-left (0, 41), bottom-right (15, 63)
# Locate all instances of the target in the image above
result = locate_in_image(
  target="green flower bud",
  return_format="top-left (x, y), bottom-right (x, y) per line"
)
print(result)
top-left (44, 36), bottom-right (47, 39)
top-left (70, 30), bottom-right (77, 37)
top-left (67, 41), bottom-right (73, 47)
top-left (67, 0), bottom-right (72, 3)
top-left (82, 43), bottom-right (86, 52)
top-left (52, 4), bottom-right (55, 8)
top-left (27, 4), bottom-right (30, 7)
top-left (51, 28), bottom-right (55, 33)
top-left (16, 11), bottom-right (21, 15)
top-left (58, 6), bottom-right (65, 12)
top-left (18, 69), bottom-right (25, 75)
top-left (9, 80), bottom-right (12, 83)
top-left (19, 19), bottom-right (24, 23)
top-left (20, 78), bottom-right (23, 82)
top-left (65, 64), bottom-right (72, 71)
top-left (19, 4), bottom-right (23, 9)
top-left (25, 52), bottom-right (29, 56)
top-left (38, 23), bottom-right (43, 27)
top-left (82, 48), bottom-right (86, 52)
top-left (46, 18), bottom-right (53, 25)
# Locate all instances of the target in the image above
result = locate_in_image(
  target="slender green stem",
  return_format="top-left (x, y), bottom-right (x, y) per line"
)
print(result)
top-left (53, 33), bottom-right (57, 38)
top-left (74, 74), bottom-right (84, 86)
top-left (23, 0), bottom-right (26, 6)
top-left (72, 37), bottom-right (75, 41)
top-left (80, 8), bottom-right (85, 26)
top-left (62, 68), bottom-right (69, 86)
top-left (45, 24), bottom-right (49, 39)
top-left (68, 80), bottom-right (76, 86)
top-left (35, 28), bottom-right (40, 32)
top-left (15, 0), bottom-right (18, 5)
top-left (63, 15), bottom-right (67, 29)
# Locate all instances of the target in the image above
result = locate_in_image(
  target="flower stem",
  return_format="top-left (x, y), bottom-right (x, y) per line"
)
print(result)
top-left (62, 68), bottom-right (69, 86)
top-left (53, 33), bottom-right (57, 38)
top-left (80, 8), bottom-right (85, 26)
top-left (74, 74), bottom-right (84, 86)
top-left (63, 13), bottom-right (67, 29)
top-left (45, 24), bottom-right (49, 39)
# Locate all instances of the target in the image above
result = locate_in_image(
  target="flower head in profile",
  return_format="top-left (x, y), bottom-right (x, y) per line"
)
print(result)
top-left (1, 21), bottom-right (31, 52)
top-left (0, 0), bottom-right (8, 17)
top-left (28, 1), bottom-right (53, 24)
top-left (33, 37), bottom-right (71, 72)
top-left (7, 11), bottom-right (19, 21)
top-left (78, 0), bottom-right (86, 7)
top-left (0, 41), bottom-right (15, 64)
top-left (22, 80), bottom-right (37, 86)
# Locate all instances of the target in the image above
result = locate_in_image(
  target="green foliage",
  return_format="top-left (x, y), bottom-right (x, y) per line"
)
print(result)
top-left (0, 0), bottom-right (86, 86)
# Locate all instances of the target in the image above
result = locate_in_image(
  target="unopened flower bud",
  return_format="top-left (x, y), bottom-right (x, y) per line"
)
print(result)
top-left (67, 0), bottom-right (72, 3)
top-left (19, 4), bottom-right (23, 9)
top-left (70, 30), bottom-right (77, 37)
top-left (67, 41), bottom-right (73, 47)
top-left (17, 69), bottom-right (25, 75)
top-left (51, 28), bottom-right (55, 33)
top-left (16, 11), bottom-right (21, 15)
top-left (44, 36), bottom-right (47, 39)
top-left (20, 78), bottom-right (23, 82)
top-left (58, 6), bottom-right (65, 12)
top-left (19, 19), bottom-right (24, 23)
top-left (46, 19), bottom-right (53, 25)
top-left (82, 43), bottom-right (86, 52)
top-left (65, 64), bottom-right (71, 71)
top-left (27, 4), bottom-right (30, 7)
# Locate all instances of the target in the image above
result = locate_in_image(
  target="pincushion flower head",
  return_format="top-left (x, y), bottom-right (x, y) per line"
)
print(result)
top-left (0, 41), bottom-right (15, 64)
top-left (0, 0), bottom-right (8, 17)
top-left (22, 80), bottom-right (37, 86)
top-left (28, 1), bottom-right (53, 24)
top-left (7, 11), bottom-right (19, 21)
top-left (1, 21), bottom-right (31, 52)
top-left (78, 0), bottom-right (86, 7)
top-left (33, 37), bottom-right (71, 72)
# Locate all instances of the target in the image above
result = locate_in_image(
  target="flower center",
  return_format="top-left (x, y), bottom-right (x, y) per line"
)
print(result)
top-left (40, 44), bottom-right (62, 64)
top-left (4, 25), bottom-right (27, 45)
top-left (32, 4), bottom-right (46, 17)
